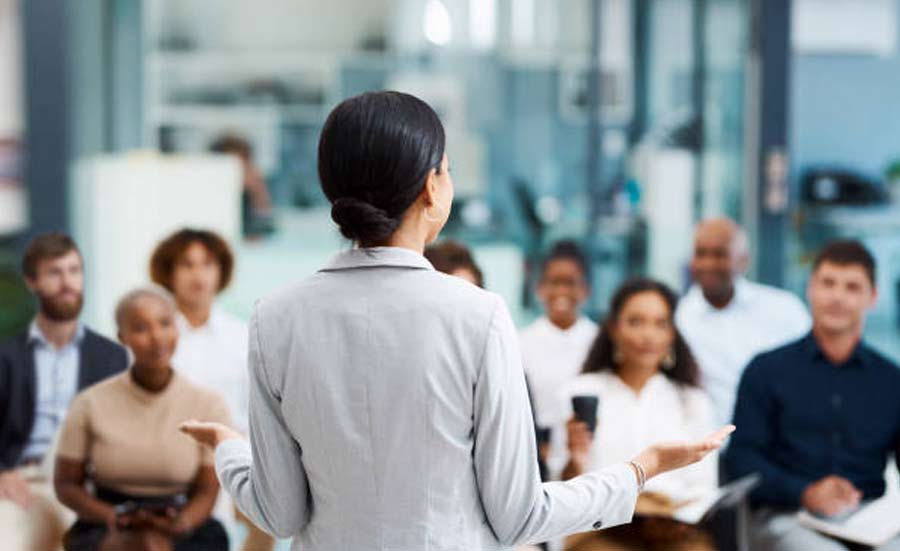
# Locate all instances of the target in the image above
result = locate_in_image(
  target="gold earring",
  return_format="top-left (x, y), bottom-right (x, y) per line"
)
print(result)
top-left (424, 203), bottom-right (445, 223)
top-left (612, 347), bottom-right (624, 366)
top-left (662, 351), bottom-right (675, 370)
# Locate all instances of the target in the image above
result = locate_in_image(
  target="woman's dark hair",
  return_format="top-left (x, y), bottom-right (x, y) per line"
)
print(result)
top-left (540, 240), bottom-right (590, 284)
top-left (318, 91), bottom-right (446, 246)
top-left (583, 277), bottom-right (700, 387)
top-left (425, 240), bottom-right (484, 288)
top-left (149, 228), bottom-right (234, 294)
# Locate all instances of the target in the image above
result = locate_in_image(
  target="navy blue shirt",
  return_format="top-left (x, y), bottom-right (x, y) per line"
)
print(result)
top-left (724, 333), bottom-right (900, 509)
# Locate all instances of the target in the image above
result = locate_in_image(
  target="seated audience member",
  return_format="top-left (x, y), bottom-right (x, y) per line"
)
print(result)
top-left (520, 241), bottom-right (597, 435)
top-left (676, 217), bottom-right (810, 427)
top-left (0, 233), bottom-right (127, 551)
top-left (559, 278), bottom-right (717, 551)
top-left (724, 240), bottom-right (900, 551)
top-left (149, 228), bottom-right (271, 551)
top-left (424, 239), bottom-right (484, 287)
top-left (54, 286), bottom-right (232, 551)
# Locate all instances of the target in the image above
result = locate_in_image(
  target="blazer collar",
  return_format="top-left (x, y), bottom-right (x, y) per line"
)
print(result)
top-left (320, 247), bottom-right (434, 272)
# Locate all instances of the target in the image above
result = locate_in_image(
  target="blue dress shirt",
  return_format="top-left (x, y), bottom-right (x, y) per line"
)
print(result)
top-left (21, 320), bottom-right (85, 461)
top-left (724, 332), bottom-right (900, 509)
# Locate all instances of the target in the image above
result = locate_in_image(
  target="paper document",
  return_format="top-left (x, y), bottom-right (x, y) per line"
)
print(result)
top-left (667, 474), bottom-right (760, 524)
top-left (635, 474), bottom-right (759, 524)
top-left (797, 491), bottom-right (900, 547)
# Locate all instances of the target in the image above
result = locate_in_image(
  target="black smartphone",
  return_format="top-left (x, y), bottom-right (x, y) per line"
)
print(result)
top-left (571, 395), bottom-right (600, 433)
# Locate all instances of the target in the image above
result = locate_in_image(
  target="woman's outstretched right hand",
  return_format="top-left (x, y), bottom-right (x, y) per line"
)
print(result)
top-left (633, 425), bottom-right (735, 481)
top-left (179, 420), bottom-right (243, 449)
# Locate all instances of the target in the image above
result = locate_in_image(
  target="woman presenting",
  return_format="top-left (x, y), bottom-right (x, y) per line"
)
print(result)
top-left (181, 91), bottom-right (734, 551)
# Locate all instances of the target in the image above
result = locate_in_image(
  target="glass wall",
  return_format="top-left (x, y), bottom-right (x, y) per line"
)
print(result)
top-left (128, 0), bottom-right (752, 324)
top-left (40, 0), bottom-right (753, 333)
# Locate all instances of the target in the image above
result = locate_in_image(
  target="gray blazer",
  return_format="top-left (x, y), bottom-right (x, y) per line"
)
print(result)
top-left (215, 247), bottom-right (638, 550)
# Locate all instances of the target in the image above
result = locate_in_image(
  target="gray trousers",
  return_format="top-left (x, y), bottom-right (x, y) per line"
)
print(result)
top-left (750, 508), bottom-right (900, 551)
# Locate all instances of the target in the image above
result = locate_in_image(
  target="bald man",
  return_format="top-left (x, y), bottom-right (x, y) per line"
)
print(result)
top-left (675, 218), bottom-right (811, 425)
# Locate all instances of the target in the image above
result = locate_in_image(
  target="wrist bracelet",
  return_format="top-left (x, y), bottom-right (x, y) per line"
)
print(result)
top-left (628, 460), bottom-right (646, 492)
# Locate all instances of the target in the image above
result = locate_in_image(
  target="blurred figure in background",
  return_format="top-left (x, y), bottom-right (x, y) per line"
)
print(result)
top-left (0, 233), bottom-right (127, 551)
top-left (675, 217), bottom-right (810, 427)
top-left (725, 241), bottom-right (900, 551)
top-left (520, 240), bottom-right (596, 472)
top-left (210, 134), bottom-right (275, 239)
top-left (425, 239), bottom-right (550, 487)
top-left (424, 239), bottom-right (484, 287)
top-left (54, 286), bottom-right (231, 551)
top-left (149, 229), bottom-right (274, 551)
top-left (559, 278), bottom-right (717, 551)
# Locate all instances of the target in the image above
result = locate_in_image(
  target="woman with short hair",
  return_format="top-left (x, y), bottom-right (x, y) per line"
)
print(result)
top-left (54, 286), bottom-right (231, 551)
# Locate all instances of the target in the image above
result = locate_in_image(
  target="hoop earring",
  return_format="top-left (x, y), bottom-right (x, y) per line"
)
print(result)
top-left (424, 202), bottom-right (446, 223)
top-left (662, 350), bottom-right (675, 370)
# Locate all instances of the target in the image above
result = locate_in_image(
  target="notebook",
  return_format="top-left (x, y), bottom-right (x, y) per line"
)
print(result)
top-left (796, 491), bottom-right (900, 547)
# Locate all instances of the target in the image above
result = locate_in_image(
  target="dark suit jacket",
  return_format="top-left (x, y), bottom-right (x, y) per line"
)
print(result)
top-left (0, 327), bottom-right (128, 469)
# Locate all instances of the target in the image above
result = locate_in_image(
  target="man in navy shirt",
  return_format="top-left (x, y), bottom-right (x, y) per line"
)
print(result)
top-left (725, 240), bottom-right (900, 551)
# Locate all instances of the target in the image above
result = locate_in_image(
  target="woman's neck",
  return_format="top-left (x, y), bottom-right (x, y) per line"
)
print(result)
top-left (178, 301), bottom-right (212, 328)
top-left (383, 231), bottom-right (427, 254)
top-left (549, 314), bottom-right (578, 331)
top-left (131, 364), bottom-right (174, 393)
top-left (379, 206), bottom-right (431, 254)
top-left (615, 363), bottom-right (658, 394)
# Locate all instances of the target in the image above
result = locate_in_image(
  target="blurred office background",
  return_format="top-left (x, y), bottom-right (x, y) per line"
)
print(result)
top-left (1, 0), bottom-right (899, 355)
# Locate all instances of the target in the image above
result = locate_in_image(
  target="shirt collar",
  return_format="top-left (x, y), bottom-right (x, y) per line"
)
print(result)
top-left (28, 318), bottom-right (86, 348)
top-left (122, 368), bottom-right (179, 404)
top-left (692, 277), bottom-right (751, 314)
top-left (605, 370), bottom-right (669, 397)
top-left (801, 331), bottom-right (869, 368)
top-left (538, 316), bottom-right (591, 337)
top-left (175, 306), bottom-right (225, 333)
top-left (320, 247), bottom-right (435, 272)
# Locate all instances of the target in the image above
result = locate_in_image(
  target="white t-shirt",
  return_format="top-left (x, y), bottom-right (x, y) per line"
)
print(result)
top-left (172, 307), bottom-right (250, 433)
top-left (552, 371), bottom-right (717, 501)
top-left (675, 278), bottom-right (811, 426)
top-left (519, 316), bottom-right (598, 428)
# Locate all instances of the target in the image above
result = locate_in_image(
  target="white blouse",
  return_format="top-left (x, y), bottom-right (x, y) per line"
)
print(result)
top-left (519, 316), bottom-right (598, 428)
top-left (172, 307), bottom-right (250, 433)
top-left (552, 371), bottom-right (718, 502)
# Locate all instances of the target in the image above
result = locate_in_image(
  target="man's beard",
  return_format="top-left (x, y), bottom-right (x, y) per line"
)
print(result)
top-left (39, 291), bottom-right (84, 321)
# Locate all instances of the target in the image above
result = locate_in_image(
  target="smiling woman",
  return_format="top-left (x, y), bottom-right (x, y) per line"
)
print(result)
top-left (53, 286), bottom-right (233, 551)
top-left (556, 277), bottom-right (717, 551)
top-left (520, 240), bottom-right (597, 431)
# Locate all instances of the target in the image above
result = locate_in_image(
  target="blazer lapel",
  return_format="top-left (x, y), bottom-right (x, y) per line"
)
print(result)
top-left (77, 332), bottom-right (94, 390)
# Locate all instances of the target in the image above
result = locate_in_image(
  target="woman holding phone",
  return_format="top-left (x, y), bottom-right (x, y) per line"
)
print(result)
top-left (54, 287), bottom-right (231, 551)
top-left (558, 278), bottom-right (718, 551)
top-left (180, 91), bottom-right (733, 551)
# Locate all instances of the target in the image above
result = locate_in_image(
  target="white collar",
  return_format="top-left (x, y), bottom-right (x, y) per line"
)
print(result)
top-left (320, 247), bottom-right (434, 272)
top-left (691, 277), bottom-right (752, 314)
top-left (28, 318), bottom-right (86, 348)
top-left (176, 306), bottom-right (226, 333)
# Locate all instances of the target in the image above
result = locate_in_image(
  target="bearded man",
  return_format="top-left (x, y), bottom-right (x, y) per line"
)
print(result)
top-left (0, 232), bottom-right (127, 551)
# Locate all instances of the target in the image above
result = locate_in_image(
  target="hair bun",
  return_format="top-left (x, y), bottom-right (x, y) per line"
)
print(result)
top-left (331, 197), bottom-right (400, 244)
